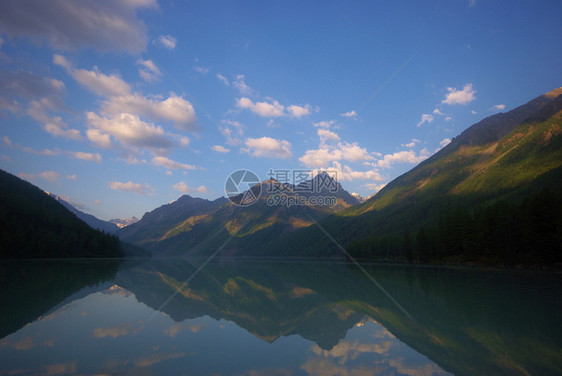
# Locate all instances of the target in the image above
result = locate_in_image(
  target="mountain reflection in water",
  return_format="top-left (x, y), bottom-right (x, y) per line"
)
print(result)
top-left (0, 259), bottom-right (560, 375)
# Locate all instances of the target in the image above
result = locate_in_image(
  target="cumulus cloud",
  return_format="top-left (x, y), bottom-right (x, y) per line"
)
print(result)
top-left (157, 35), bottom-right (177, 50)
top-left (151, 156), bottom-right (196, 170)
top-left (55, 56), bottom-right (198, 131)
top-left (216, 74), bottom-right (229, 86)
top-left (54, 55), bottom-right (130, 97)
top-left (433, 108), bottom-right (444, 115)
top-left (86, 112), bottom-right (177, 154)
top-left (287, 104), bottom-right (312, 118)
top-left (137, 59), bottom-right (162, 82)
top-left (102, 93), bottom-right (197, 131)
top-left (173, 182), bottom-right (209, 194)
top-left (445, 116), bottom-right (452, 122)
top-left (299, 129), bottom-right (376, 170)
top-left (211, 145), bottom-right (230, 153)
top-left (109, 181), bottom-right (154, 195)
top-left (377, 149), bottom-right (430, 169)
top-left (0, 70), bottom-right (76, 138)
top-left (0, 0), bottom-right (156, 53)
top-left (317, 129), bottom-right (341, 145)
top-left (329, 161), bottom-right (384, 182)
top-left (237, 97), bottom-right (285, 117)
top-left (341, 110), bottom-right (357, 118)
top-left (494, 104), bottom-right (506, 110)
top-left (245, 136), bottom-right (292, 159)
top-left (442, 83), bottom-right (476, 105)
top-left (416, 113), bottom-right (434, 127)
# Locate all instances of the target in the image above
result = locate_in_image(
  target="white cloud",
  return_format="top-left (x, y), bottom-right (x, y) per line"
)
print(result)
top-left (287, 104), bottom-right (312, 118)
top-left (471, 110), bottom-right (478, 115)
top-left (109, 181), bottom-right (154, 195)
top-left (137, 59), bottom-right (161, 82)
top-left (494, 104), bottom-right (506, 110)
top-left (300, 129), bottom-right (376, 168)
top-left (363, 182), bottom-right (386, 193)
top-left (245, 136), bottom-right (292, 159)
top-left (216, 74), bottom-right (229, 86)
top-left (440, 138), bottom-right (451, 147)
top-left (416, 113), bottom-right (434, 127)
top-left (151, 156), bottom-right (196, 170)
top-left (102, 93), bottom-right (197, 131)
top-left (233, 74), bottom-right (253, 95)
top-left (67, 174), bottom-right (77, 180)
top-left (173, 182), bottom-right (209, 194)
top-left (27, 99), bottom-right (82, 140)
top-left (236, 97), bottom-right (285, 117)
top-left (300, 148), bottom-right (343, 168)
top-left (195, 67), bottom-right (209, 75)
top-left (86, 112), bottom-right (177, 154)
top-left (442, 83), bottom-right (476, 105)
top-left (445, 116), bottom-right (452, 122)
top-left (211, 145), bottom-right (230, 153)
top-left (158, 35), bottom-right (177, 50)
top-left (54, 55), bottom-right (131, 97)
top-left (377, 149), bottom-right (430, 169)
top-left (432, 108), bottom-right (444, 115)
top-left (318, 129), bottom-right (341, 144)
top-left (401, 139), bottom-right (420, 148)
top-left (69, 151), bottom-right (102, 163)
top-left (0, 0), bottom-right (156, 53)
top-left (341, 110), bottom-right (357, 118)
top-left (39, 171), bottom-right (60, 182)
top-left (313, 120), bottom-right (335, 128)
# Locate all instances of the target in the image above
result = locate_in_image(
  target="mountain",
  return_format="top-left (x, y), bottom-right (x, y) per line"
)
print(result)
top-left (48, 193), bottom-right (119, 233)
top-left (269, 88), bottom-right (562, 264)
top-left (118, 195), bottom-right (228, 249)
top-left (118, 174), bottom-right (360, 255)
top-left (0, 170), bottom-right (123, 259)
top-left (350, 192), bottom-right (367, 203)
top-left (109, 216), bottom-right (139, 229)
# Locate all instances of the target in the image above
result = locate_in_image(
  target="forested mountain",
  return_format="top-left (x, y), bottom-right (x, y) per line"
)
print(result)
top-left (0, 170), bottom-right (123, 259)
top-left (268, 88), bottom-right (562, 265)
top-left (118, 173), bottom-right (358, 255)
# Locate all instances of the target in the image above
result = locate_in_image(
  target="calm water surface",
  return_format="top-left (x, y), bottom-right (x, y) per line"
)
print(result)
top-left (0, 259), bottom-right (560, 375)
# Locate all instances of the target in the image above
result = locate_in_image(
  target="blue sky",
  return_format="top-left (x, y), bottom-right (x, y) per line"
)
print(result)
top-left (1, 0), bottom-right (561, 220)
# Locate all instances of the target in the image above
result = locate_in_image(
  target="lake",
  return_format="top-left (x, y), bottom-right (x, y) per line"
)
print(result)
top-left (0, 259), bottom-right (560, 375)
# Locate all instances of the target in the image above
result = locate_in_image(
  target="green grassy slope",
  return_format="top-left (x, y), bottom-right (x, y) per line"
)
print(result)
top-left (263, 89), bottom-right (562, 263)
